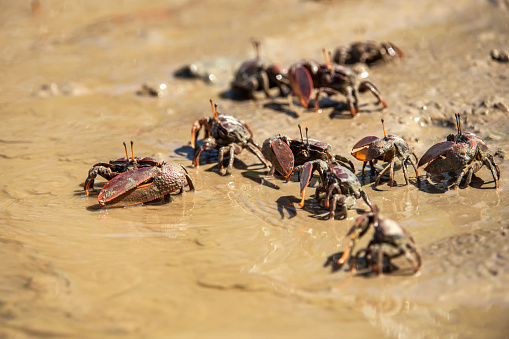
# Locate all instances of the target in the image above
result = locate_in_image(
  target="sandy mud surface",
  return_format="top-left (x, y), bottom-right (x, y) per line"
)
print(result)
top-left (0, 0), bottom-right (508, 338)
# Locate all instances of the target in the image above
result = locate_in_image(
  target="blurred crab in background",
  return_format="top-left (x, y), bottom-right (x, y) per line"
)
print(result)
top-left (191, 99), bottom-right (270, 175)
top-left (231, 40), bottom-right (290, 100)
top-left (333, 41), bottom-right (404, 66)
top-left (333, 206), bottom-right (422, 275)
top-left (351, 119), bottom-right (419, 187)
top-left (418, 113), bottom-right (500, 189)
top-left (288, 49), bottom-right (387, 116)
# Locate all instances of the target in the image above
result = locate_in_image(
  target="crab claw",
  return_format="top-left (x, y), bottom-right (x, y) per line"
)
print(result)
top-left (289, 66), bottom-right (313, 108)
top-left (351, 136), bottom-right (379, 161)
top-left (417, 141), bottom-right (455, 172)
top-left (298, 162), bottom-right (315, 207)
top-left (387, 41), bottom-right (404, 58)
top-left (336, 214), bottom-right (368, 266)
top-left (270, 139), bottom-right (295, 178)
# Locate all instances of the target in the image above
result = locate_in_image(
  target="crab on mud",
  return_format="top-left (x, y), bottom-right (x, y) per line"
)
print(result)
top-left (261, 125), bottom-right (355, 181)
top-left (418, 113), bottom-right (500, 189)
top-left (97, 162), bottom-right (195, 207)
top-left (231, 41), bottom-right (290, 100)
top-left (351, 119), bottom-right (419, 187)
top-left (335, 206), bottom-right (422, 275)
top-left (84, 141), bottom-right (159, 195)
top-left (288, 50), bottom-right (387, 116)
top-left (191, 99), bottom-right (270, 175)
top-left (298, 159), bottom-right (373, 219)
top-left (333, 41), bottom-right (404, 66)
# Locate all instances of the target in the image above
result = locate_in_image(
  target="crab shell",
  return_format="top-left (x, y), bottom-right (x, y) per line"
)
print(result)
top-left (417, 140), bottom-right (475, 174)
top-left (98, 163), bottom-right (194, 207)
top-left (351, 135), bottom-right (398, 162)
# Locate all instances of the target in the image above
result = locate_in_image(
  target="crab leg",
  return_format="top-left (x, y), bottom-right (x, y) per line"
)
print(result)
top-left (374, 160), bottom-right (394, 187)
top-left (226, 145), bottom-right (236, 175)
top-left (246, 142), bottom-right (270, 168)
top-left (359, 81), bottom-right (387, 108)
top-left (329, 194), bottom-right (345, 219)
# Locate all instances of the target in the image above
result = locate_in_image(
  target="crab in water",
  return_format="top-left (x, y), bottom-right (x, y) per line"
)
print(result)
top-left (333, 41), bottom-right (404, 66)
top-left (261, 125), bottom-right (355, 181)
top-left (298, 159), bottom-right (373, 219)
top-left (191, 99), bottom-right (270, 175)
top-left (351, 119), bottom-right (419, 187)
top-left (97, 162), bottom-right (195, 207)
top-left (334, 206), bottom-right (422, 275)
top-left (288, 50), bottom-right (387, 116)
top-left (418, 113), bottom-right (500, 189)
top-left (231, 40), bottom-right (290, 100)
top-left (84, 141), bottom-right (159, 195)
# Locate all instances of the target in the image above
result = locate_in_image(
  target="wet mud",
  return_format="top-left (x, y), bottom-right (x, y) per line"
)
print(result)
top-left (1, 0), bottom-right (509, 338)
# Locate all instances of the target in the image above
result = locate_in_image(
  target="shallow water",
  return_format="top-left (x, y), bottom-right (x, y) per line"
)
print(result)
top-left (1, 0), bottom-right (509, 338)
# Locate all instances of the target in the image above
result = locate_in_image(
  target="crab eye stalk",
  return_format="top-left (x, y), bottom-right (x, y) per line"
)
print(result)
top-left (381, 119), bottom-right (387, 139)
top-left (252, 40), bottom-right (261, 59)
top-left (123, 141), bottom-right (129, 160)
top-left (298, 124), bottom-right (304, 143)
top-left (130, 141), bottom-right (134, 160)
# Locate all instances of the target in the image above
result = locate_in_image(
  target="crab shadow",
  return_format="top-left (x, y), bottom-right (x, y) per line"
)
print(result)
top-left (262, 101), bottom-right (299, 118)
top-left (417, 172), bottom-right (494, 193)
top-left (300, 196), bottom-right (368, 221)
top-left (240, 170), bottom-right (281, 190)
top-left (173, 144), bottom-right (195, 161)
top-left (324, 251), bottom-right (418, 277)
top-left (275, 195), bottom-right (299, 219)
top-left (85, 195), bottom-right (172, 211)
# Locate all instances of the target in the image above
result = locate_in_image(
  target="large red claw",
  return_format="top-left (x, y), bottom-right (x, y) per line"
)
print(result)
top-left (270, 139), bottom-right (295, 177)
top-left (418, 141), bottom-right (455, 169)
top-left (290, 66), bottom-right (313, 108)
top-left (98, 166), bottom-right (156, 206)
top-left (351, 136), bottom-right (378, 161)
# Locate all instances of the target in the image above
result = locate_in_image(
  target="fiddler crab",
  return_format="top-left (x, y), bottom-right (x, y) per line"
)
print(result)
top-left (351, 119), bottom-right (419, 187)
top-left (84, 142), bottom-right (195, 207)
top-left (84, 141), bottom-right (159, 195)
top-left (418, 113), bottom-right (500, 189)
top-left (261, 125), bottom-right (355, 181)
top-left (333, 206), bottom-right (422, 276)
top-left (333, 41), bottom-right (404, 66)
top-left (191, 99), bottom-right (270, 174)
top-left (231, 40), bottom-right (290, 100)
top-left (298, 159), bottom-right (373, 219)
top-left (288, 49), bottom-right (387, 116)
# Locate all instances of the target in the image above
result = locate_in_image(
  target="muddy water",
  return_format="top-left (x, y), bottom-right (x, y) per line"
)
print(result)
top-left (1, 0), bottom-right (509, 338)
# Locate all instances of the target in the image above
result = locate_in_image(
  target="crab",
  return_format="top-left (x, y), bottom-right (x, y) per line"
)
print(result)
top-left (334, 206), bottom-right (422, 275)
top-left (97, 162), bottom-right (195, 207)
top-left (261, 125), bottom-right (355, 180)
top-left (84, 141), bottom-right (159, 195)
top-left (418, 113), bottom-right (500, 189)
top-left (191, 99), bottom-right (270, 174)
top-left (298, 159), bottom-right (373, 219)
top-left (333, 41), bottom-right (404, 66)
top-left (351, 119), bottom-right (419, 187)
top-left (288, 50), bottom-right (387, 116)
top-left (490, 49), bottom-right (509, 63)
top-left (231, 40), bottom-right (290, 100)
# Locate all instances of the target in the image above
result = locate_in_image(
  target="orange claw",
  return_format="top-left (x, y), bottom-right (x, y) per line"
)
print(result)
top-left (299, 188), bottom-right (306, 207)
top-left (336, 246), bottom-right (351, 265)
